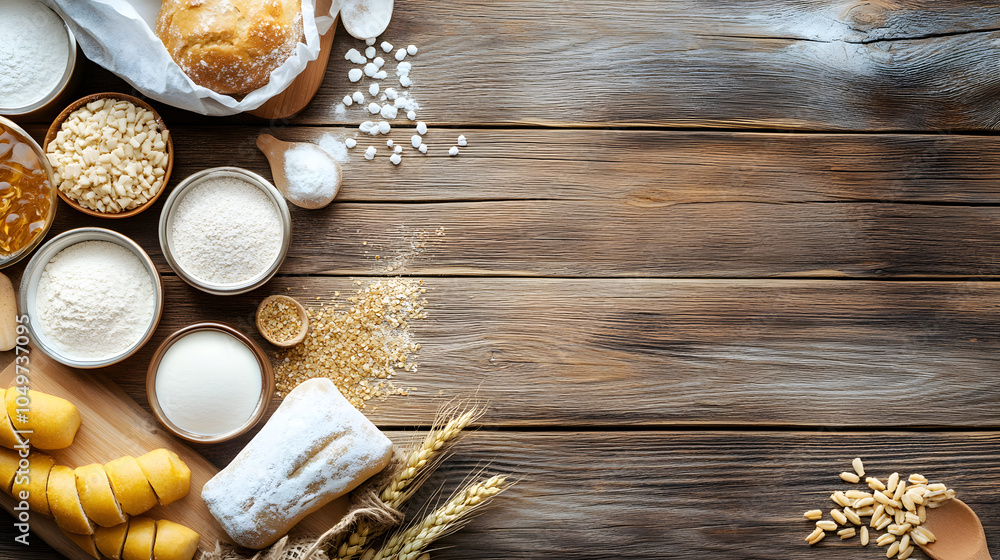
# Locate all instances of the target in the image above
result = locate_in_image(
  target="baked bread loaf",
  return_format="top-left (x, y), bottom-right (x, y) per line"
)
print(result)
top-left (154, 519), bottom-right (201, 560)
top-left (104, 455), bottom-right (159, 516)
top-left (0, 446), bottom-right (17, 492)
top-left (62, 530), bottom-right (100, 560)
top-left (135, 448), bottom-right (191, 506)
top-left (48, 464), bottom-right (95, 535)
top-left (94, 520), bottom-right (129, 559)
top-left (123, 517), bottom-right (156, 560)
top-left (202, 378), bottom-right (394, 549)
top-left (4, 387), bottom-right (81, 450)
top-left (155, 0), bottom-right (304, 95)
top-left (13, 451), bottom-right (55, 515)
top-left (76, 463), bottom-right (128, 527)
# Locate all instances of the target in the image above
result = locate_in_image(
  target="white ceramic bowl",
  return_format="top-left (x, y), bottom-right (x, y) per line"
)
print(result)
top-left (19, 228), bottom-right (163, 368)
top-left (0, 2), bottom-right (78, 116)
top-left (158, 167), bottom-right (292, 296)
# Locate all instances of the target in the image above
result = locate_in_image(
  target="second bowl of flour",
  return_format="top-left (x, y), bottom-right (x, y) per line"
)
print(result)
top-left (20, 228), bottom-right (163, 368)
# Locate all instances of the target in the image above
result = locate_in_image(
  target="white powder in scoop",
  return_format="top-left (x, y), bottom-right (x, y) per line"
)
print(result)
top-left (318, 134), bottom-right (350, 162)
top-left (171, 178), bottom-right (282, 285)
top-left (284, 144), bottom-right (341, 205)
top-left (36, 241), bottom-right (155, 360)
top-left (0, 1), bottom-right (70, 108)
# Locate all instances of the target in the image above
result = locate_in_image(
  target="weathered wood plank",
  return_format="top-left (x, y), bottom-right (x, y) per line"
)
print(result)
top-left (48, 1), bottom-right (1000, 130)
top-left (58, 277), bottom-right (1000, 433)
top-left (4, 431), bottom-right (1000, 559)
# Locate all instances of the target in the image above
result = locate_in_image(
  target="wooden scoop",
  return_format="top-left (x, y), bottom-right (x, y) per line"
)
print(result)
top-left (919, 499), bottom-right (993, 560)
top-left (255, 295), bottom-right (310, 347)
top-left (256, 133), bottom-right (342, 210)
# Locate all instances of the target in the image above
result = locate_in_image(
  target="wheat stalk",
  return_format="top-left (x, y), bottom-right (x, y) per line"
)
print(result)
top-left (334, 401), bottom-right (486, 560)
top-left (371, 475), bottom-right (511, 560)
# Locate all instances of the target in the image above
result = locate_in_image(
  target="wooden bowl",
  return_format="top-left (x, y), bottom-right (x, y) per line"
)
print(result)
top-left (255, 295), bottom-right (309, 347)
top-left (43, 92), bottom-right (174, 219)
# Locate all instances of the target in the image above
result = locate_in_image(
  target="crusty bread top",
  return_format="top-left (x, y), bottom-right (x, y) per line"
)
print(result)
top-left (156, 0), bottom-right (304, 96)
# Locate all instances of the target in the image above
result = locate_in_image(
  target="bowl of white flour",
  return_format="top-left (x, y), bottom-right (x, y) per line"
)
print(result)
top-left (0, 0), bottom-right (78, 116)
top-left (20, 228), bottom-right (163, 368)
top-left (158, 167), bottom-right (291, 296)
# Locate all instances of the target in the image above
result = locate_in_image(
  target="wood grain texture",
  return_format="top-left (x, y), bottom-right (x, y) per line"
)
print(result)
top-left (9, 127), bottom-right (1000, 279)
top-left (39, 277), bottom-right (1000, 434)
top-left (4, 431), bottom-right (1000, 559)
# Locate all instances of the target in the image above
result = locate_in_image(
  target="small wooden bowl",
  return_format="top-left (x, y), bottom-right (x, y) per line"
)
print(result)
top-left (256, 295), bottom-right (309, 347)
top-left (43, 92), bottom-right (174, 219)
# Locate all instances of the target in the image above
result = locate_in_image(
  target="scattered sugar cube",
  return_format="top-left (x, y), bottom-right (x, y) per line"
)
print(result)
top-left (449, 146), bottom-right (459, 156)
top-left (407, 110), bottom-right (416, 120)
top-left (365, 146), bottom-right (376, 160)
top-left (349, 68), bottom-right (363, 82)
top-left (458, 135), bottom-right (468, 147)
top-left (387, 139), bottom-right (394, 147)
top-left (390, 153), bottom-right (402, 165)
top-left (384, 88), bottom-right (398, 100)
top-left (365, 46), bottom-right (376, 59)
top-left (345, 138), bottom-right (357, 148)
top-left (374, 70), bottom-right (388, 79)
top-left (416, 122), bottom-right (428, 135)
top-left (373, 57), bottom-right (385, 69)
top-left (419, 143), bottom-right (428, 154)
top-left (397, 62), bottom-right (412, 76)
top-left (379, 94), bottom-right (387, 101)
top-left (364, 63), bottom-right (378, 77)
top-left (365, 37), bottom-right (377, 45)
top-left (399, 75), bottom-right (412, 87)
top-left (377, 121), bottom-right (391, 134)
top-left (407, 44), bottom-right (418, 55)
top-left (368, 102), bottom-right (381, 114)
top-left (369, 83), bottom-right (380, 96)
top-left (381, 41), bottom-right (393, 52)
top-left (352, 91), bottom-right (365, 104)
top-left (343, 95), bottom-right (353, 106)
top-left (380, 105), bottom-right (398, 120)
top-left (395, 48), bottom-right (406, 61)
top-left (394, 145), bottom-right (402, 154)
top-left (345, 48), bottom-right (361, 61)
top-left (359, 121), bottom-right (375, 133)
top-left (411, 135), bottom-right (422, 148)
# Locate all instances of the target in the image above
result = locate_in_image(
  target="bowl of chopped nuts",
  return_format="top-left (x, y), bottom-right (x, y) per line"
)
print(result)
top-left (43, 92), bottom-right (173, 219)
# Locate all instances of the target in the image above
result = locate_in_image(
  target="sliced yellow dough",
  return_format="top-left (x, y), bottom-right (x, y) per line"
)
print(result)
top-left (4, 387), bottom-right (81, 450)
top-left (95, 520), bottom-right (130, 560)
top-left (62, 529), bottom-right (99, 560)
top-left (135, 449), bottom-right (190, 506)
top-left (123, 517), bottom-right (156, 560)
top-left (0, 405), bottom-right (23, 449)
top-left (11, 451), bottom-right (54, 515)
top-left (105, 456), bottom-right (158, 516)
top-left (0, 446), bottom-right (18, 493)
top-left (48, 464), bottom-right (95, 535)
top-left (152, 519), bottom-right (200, 560)
top-left (75, 463), bottom-right (128, 527)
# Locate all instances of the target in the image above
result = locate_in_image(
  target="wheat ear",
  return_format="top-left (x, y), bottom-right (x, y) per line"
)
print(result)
top-left (372, 475), bottom-right (511, 560)
top-left (334, 401), bottom-right (486, 560)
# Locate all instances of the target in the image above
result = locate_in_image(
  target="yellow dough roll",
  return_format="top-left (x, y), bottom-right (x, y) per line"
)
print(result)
top-left (62, 529), bottom-right (99, 560)
top-left (153, 519), bottom-right (200, 560)
top-left (0, 406), bottom-right (23, 449)
top-left (11, 450), bottom-right (55, 515)
top-left (4, 387), bottom-right (81, 450)
top-left (0, 446), bottom-right (18, 493)
top-left (135, 449), bottom-right (190, 506)
top-left (75, 463), bottom-right (128, 527)
top-left (105, 455), bottom-right (159, 516)
top-left (122, 517), bottom-right (156, 560)
top-left (47, 464), bottom-right (95, 535)
top-left (95, 520), bottom-right (130, 560)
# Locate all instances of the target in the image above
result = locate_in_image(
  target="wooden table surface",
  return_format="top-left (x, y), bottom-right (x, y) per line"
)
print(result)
top-left (4, 1), bottom-right (1000, 558)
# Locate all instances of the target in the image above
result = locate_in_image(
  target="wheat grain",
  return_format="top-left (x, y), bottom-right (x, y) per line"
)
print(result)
top-left (852, 458), bottom-right (865, 477)
top-left (860, 526), bottom-right (869, 546)
top-left (374, 475), bottom-right (511, 560)
top-left (803, 509), bottom-right (822, 521)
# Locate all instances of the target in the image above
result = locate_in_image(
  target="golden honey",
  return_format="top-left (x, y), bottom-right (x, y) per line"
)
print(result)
top-left (0, 122), bottom-right (52, 257)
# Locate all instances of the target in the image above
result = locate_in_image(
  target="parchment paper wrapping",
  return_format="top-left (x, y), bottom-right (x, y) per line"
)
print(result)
top-left (41, 0), bottom-right (343, 116)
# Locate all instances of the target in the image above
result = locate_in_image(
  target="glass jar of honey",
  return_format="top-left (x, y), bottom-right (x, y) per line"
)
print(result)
top-left (0, 116), bottom-right (57, 268)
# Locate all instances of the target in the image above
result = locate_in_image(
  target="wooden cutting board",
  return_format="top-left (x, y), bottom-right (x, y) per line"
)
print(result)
top-left (250, 0), bottom-right (337, 119)
top-left (0, 349), bottom-right (349, 560)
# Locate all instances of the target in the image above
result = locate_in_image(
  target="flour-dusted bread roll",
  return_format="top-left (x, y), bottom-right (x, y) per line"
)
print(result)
top-left (75, 463), bottom-right (128, 527)
top-left (48, 464), bottom-right (95, 535)
top-left (155, 0), bottom-right (304, 95)
top-left (104, 455), bottom-right (158, 516)
top-left (202, 378), bottom-right (393, 549)
top-left (4, 387), bottom-right (81, 450)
